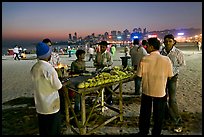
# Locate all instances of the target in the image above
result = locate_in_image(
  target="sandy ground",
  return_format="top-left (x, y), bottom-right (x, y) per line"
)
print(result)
top-left (2, 44), bottom-right (202, 135)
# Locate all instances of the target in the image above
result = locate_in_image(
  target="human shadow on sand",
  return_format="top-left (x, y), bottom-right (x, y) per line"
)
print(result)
top-left (2, 96), bottom-right (202, 135)
top-left (2, 97), bottom-right (38, 135)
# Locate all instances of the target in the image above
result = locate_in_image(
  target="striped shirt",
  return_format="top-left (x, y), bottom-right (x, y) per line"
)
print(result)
top-left (160, 46), bottom-right (186, 76)
top-left (94, 50), bottom-right (113, 70)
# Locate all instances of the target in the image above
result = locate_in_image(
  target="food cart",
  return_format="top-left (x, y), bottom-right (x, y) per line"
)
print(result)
top-left (61, 67), bottom-right (136, 135)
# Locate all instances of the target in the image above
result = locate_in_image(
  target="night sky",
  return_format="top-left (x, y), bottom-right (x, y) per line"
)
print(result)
top-left (2, 2), bottom-right (202, 48)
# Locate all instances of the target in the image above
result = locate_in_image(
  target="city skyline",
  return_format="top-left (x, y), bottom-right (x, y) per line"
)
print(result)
top-left (2, 2), bottom-right (202, 47)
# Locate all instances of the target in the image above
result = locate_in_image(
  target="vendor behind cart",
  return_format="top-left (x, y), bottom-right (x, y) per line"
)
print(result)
top-left (70, 49), bottom-right (88, 114)
top-left (93, 41), bottom-right (113, 105)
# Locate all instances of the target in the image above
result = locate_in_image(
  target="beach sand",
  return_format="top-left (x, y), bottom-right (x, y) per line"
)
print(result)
top-left (2, 45), bottom-right (202, 135)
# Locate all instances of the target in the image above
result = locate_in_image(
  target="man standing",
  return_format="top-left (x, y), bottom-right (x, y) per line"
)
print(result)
top-left (130, 38), bottom-right (148, 95)
top-left (136, 38), bottom-right (174, 135)
top-left (42, 38), bottom-right (60, 67)
top-left (13, 45), bottom-right (20, 60)
top-left (94, 41), bottom-right (113, 105)
top-left (197, 41), bottom-right (202, 51)
top-left (110, 44), bottom-right (116, 57)
top-left (160, 34), bottom-right (186, 132)
top-left (30, 42), bottom-right (65, 135)
top-left (88, 44), bottom-right (95, 61)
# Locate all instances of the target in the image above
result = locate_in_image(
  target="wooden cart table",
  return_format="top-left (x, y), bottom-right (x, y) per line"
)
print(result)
top-left (62, 74), bottom-right (135, 135)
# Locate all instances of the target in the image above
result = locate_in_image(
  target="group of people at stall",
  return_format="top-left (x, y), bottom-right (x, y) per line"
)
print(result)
top-left (128, 34), bottom-right (185, 135)
top-left (30, 34), bottom-right (185, 135)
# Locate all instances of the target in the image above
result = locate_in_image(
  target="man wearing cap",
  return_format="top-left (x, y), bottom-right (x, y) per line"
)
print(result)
top-left (94, 41), bottom-right (113, 105)
top-left (30, 42), bottom-right (65, 135)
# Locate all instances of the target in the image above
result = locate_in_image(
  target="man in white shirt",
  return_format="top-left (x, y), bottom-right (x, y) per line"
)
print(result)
top-left (136, 38), bottom-right (174, 135)
top-left (31, 42), bottom-right (65, 135)
top-left (88, 44), bottom-right (95, 61)
top-left (130, 38), bottom-right (148, 95)
top-left (13, 45), bottom-right (20, 60)
top-left (160, 34), bottom-right (186, 132)
top-left (94, 41), bottom-right (113, 105)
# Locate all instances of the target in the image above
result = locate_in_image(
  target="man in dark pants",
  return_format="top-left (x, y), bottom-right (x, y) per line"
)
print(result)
top-left (129, 38), bottom-right (148, 95)
top-left (160, 34), bottom-right (186, 132)
top-left (139, 94), bottom-right (167, 135)
top-left (38, 111), bottom-right (61, 135)
top-left (31, 42), bottom-right (66, 135)
top-left (136, 38), bottom-right (174, 135)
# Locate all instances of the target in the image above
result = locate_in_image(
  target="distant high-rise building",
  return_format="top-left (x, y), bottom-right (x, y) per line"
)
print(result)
top-left (104, 32), bottom-right (109, 40)
top-left (111, 30), bottom-right (117, 36)
top-left (133, 28), bottom-right (138, 33)
top-left (123, 29), bottom-right (130, 34)
top-left (138, 28), bottom-right (142, 33)
top-left (111, 30), bottom-right (117, 41)
top-left (91, 33), bottom-right (95, 37)
top-left (143, 28), bottom-right (147, 34)
top-left (69, 33), bottom-right (72, 40)
top-left (74, 32), bottom-right (77, 38)
top-left (73, 36), bottom-right (76, 41)
top-left (123, 29), bottom-right (131, 41)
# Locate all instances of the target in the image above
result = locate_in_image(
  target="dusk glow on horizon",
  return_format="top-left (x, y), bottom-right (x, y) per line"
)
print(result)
top-left (2, 2), bottom-right (202, 47)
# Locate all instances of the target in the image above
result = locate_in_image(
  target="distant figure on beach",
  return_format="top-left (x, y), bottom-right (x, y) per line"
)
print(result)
top-left (42, 38), bottom-right (60, 67)
top-left (130, 38), bottom-right (148, 95)
top-left (160, 34), bottom-right (186, 133)
top-left (197, 41), bottom-right (202, 51)
top-left (13, 45), bottom-right (20, 60)
top-left (130, 38), bottom-right (148, 71)
top-left (141, 39), bottom-right (148, 50)
top-left (88, 44), bottom-right (95, 61)
top-left (124, 45), bottom-right (130, 57)
top-left (136, 38), bottom-right (174, 135)
top-left (110, 44), bottom-right (116, 57)
top-left (30, 42), bottom-right (65, 135)
top-left (18, 46), bottom-right (23, 58)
